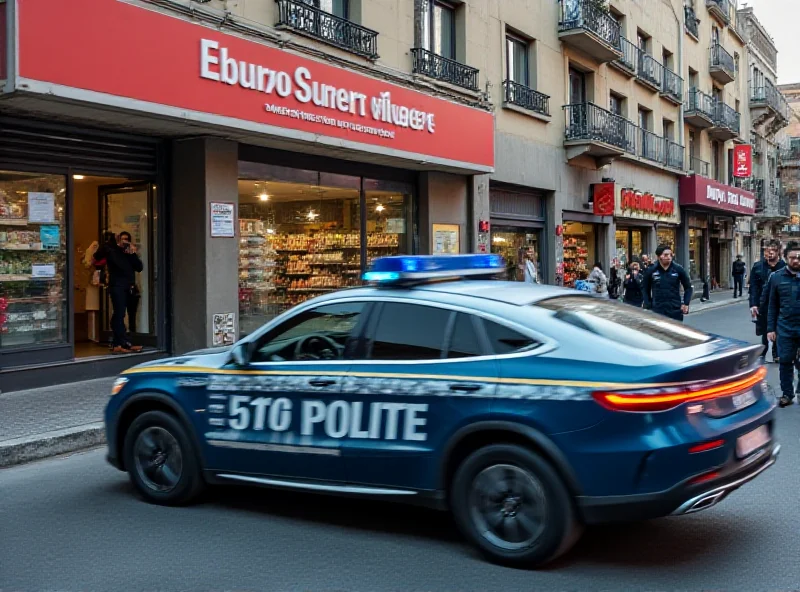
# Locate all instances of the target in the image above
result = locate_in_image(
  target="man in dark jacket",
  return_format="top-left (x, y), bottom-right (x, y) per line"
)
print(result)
top-left (641, 244), bottom-right (693, 321)
top-left (732, 255), bottom-right (746, 297)
top-left (750, 238), bottom-right (784, 362)
top-left (94, 231), bottom-right (143, 354)
top-left (623, 261), bottom-right (644, 307)
top-left (766, 241), bottom-right (800, 407)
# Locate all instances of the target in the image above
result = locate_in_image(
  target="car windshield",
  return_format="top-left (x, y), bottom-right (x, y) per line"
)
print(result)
top-left (535, 296), bottom-right (712, 350)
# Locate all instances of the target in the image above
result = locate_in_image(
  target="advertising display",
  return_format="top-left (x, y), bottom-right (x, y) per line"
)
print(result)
top-left (733, 145), bottom-right (753, 178)
top-left (15, 0), bottom-right (494, 171)
top-left (592, 183), bottom-right (615, 216)
top-left (615, 187), bottom-right (680, 224)
top-left (679, 175), bottom-right (756, 215)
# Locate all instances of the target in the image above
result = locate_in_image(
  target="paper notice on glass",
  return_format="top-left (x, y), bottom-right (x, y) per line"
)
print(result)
top-left (386, 218), bottom-right (406, 234)
top-left (28, 193), bottom-right (56, 223)
top-left (212, 312), bottom-right (236, 346)
top-left (210, 202), bottom-right (236, 238)
top-left (40, 225), bottom-right (60, 249)
top-left (31, 264), bottom-right (56, 278)
top-left (432, 224), bottom-right (460, 255)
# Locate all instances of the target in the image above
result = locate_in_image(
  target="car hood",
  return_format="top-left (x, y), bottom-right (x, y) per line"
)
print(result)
top-left (131, 349), bottom-right (231, 371)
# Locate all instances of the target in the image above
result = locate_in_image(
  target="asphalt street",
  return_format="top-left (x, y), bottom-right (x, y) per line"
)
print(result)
top-left (2, 301), bottom-right (799, 592)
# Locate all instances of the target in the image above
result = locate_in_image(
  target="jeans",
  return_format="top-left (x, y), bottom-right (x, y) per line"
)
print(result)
top-left (733, 274), bottom-right (744, 297)
top-left (110, 286), bottom-right (131, 347)
top-left (761, 333), bottom-right (779, 360)
top-left (777, 332), bottom-right (800, 399)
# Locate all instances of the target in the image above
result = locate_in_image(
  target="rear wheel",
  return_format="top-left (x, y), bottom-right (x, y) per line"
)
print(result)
top-left (451, 444), bottom-right (582, 568)
top-left (123, 410), bottom-right (204, 505)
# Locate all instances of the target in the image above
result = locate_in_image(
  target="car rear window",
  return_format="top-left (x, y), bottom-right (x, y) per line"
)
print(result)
top-left (535, 296), bottom-right (712, 350)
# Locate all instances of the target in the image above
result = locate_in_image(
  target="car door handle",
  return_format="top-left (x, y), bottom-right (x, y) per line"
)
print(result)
top-left (308, 379), bottom-right (337, 387)
top-left (450, 383), bottom-right (482, 392)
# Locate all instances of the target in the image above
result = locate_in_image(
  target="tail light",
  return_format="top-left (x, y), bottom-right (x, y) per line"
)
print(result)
top-left (592, 366), bottom-right (767, 413)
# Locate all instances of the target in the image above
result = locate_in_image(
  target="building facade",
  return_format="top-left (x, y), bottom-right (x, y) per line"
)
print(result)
top-left (736, 6), bottom-right (791, 260)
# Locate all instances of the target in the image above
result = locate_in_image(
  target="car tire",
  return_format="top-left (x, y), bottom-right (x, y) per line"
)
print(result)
top-left (123, 410), bottom-right (204, 506)
top-left (451, 444), bottom-right (582, 568)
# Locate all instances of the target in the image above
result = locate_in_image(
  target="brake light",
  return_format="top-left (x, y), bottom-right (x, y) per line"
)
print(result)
top-left (592, 366), bottom-right (767, 413)
top-left (688, 439), bottom-right (725, 454)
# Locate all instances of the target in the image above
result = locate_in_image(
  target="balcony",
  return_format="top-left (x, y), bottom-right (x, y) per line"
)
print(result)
top-left (564, 102), bottom-right (634, 166)
top-left (751, 82), bottom-right (791, 127)
top-left (411, 48), bottom-right (479, 91)
top-left (781, 147), bottom-right (800, 168)
top-left (685, 5), bottom-right (700, 39)
top-left (638, 129), bottom-right (666, 164)
top-left (685, 88), bottom-right (715, 128)
top-left (709, 43), bottom-right (735, 85)
top-left (275, 0), bottom-right (379, 59)
top-left (666, 140), bottom-right (685, 170)
top-left (503, 80), bottom-right (550, 117)
top-left (558, 0), bottom-right (622, 63)
top-left (708, 100), bottom-right (740, 141)
top-left (689, 156), bottom-right (711, 177)
top-left (706, 0), bottom-right (732, 26)
top-left (636, 52), bottom-right (663, 92)
top-left (661, 67), bottom-right (683, 105)
top-left (611, 36), bottom-right (638, 76)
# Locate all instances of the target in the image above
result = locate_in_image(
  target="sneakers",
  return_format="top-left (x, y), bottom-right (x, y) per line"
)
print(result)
top-left (779, 396), bottom-right (795, 408)
top-left (111, 343), bottom-right (143, 354)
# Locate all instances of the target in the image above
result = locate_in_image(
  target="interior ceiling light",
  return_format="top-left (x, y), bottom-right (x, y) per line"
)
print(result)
top-left (376, 204), bottom-right (385, 212)
top-left (259, 192), bottom-right (269, 202)
top-left (307, 210), bottom-right (318, 220)
top-left (73, 175), bottom-right (85, 180)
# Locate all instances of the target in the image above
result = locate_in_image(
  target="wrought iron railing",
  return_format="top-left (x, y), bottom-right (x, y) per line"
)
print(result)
top-left (411, 48), bottom-right (479, 91)
top-left (666, 140), bottom-right (685, 170)
top-left (662, 67), bottom-right (683, 103)
top-left (638, 128), bottom-right (666, 163)
top-left (685, 5), bottom-right (700, 38)
top-left (637, 52), bottom-right (663, 90)
top-left (558, 0), bottom-right (621, 51)
top-left (564, 102), bottom-right (636, 153)
top-left (503, 80), bottom-right (550, 116)
top-left (752, 81), bottom-right (792, 121)
top-left (710, 43), bottom-right (735, 79)
top-left (706, 0), bottom-right (732, 24)
top-left (616, 36), bottom-right (638, 73)
top-left (712, 100), bottom-right (740, 133)
top-left (780, 191), bottom-right (791, 217)
top-left (275, 0), bottom-right (379, 59)
top-left (686, 88), bottom-right (715, 120)
top-left (689, 157), bottom-right (711, 177)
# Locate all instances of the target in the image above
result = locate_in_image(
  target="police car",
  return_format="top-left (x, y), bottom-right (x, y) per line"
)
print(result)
top-left (104, 254), bottom-right (779, 567)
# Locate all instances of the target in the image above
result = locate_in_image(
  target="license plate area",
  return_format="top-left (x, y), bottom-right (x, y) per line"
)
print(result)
top-left (736, 425), bottom-right (770, 459)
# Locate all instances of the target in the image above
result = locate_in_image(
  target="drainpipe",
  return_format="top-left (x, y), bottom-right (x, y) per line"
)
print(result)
top-left (678, 2), bottom-right (685, 150)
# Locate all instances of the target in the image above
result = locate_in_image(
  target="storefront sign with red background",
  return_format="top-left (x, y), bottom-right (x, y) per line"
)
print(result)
top-left (615, 187), bottom-right (680, 224)
top-left (733, 145), bottom-right (752, 178)
top-left (15, 0), bottom-right (494, 171)
top-left (593, 183), bottom-right (615, 216)
top-left (679, 175), bottom-right (756, 215)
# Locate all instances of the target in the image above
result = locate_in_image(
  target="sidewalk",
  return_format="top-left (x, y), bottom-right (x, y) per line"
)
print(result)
top-left (0, 377), bottom-right (113, 468)
top-left (691, 288), bottom-right (747, 314)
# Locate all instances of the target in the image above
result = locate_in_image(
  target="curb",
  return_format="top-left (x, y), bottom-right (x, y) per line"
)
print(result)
top-left (0, 423), bottom-right (105, 469)
top-left (692, 298), bottom-right (744, 314)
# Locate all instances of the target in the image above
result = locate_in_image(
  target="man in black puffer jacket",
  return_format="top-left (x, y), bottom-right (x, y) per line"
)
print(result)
top-left (750, 238), bottom-right (784, 363)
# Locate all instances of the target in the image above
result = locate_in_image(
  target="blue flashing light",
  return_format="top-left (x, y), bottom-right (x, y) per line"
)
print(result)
top-left (363, 254), bottom-right (505, 284)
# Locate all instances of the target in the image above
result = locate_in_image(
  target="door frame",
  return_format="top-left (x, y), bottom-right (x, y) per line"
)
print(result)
top-left (98, 181), bottom-right (157, 347)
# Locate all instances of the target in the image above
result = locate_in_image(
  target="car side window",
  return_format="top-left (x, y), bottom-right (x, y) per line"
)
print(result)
top-left (369, 303), bottom-right (452, 361)
top-left (446, 313), bottom-right (485, 359)
top-left (252, 302), bottom-right (366, 363)
top-left (482, 319), bottom-right (538, 355)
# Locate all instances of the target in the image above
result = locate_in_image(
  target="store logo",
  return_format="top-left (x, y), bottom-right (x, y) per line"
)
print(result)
top-left (199, 39), bottom-right (437, 136)
top-left (620, 189), bottom-right (675, 217)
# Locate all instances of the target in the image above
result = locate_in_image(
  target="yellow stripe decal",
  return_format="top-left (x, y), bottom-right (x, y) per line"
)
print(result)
top-left (121, 364), bottom-right (674, 390)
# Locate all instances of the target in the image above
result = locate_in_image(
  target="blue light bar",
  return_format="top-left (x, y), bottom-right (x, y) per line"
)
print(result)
top-left (363, 254), bottom-right (505, 284)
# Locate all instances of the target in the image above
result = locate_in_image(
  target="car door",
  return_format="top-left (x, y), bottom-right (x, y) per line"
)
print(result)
top-left (202, 300), bottom-right (367, 482)
top-left (340, 302), bottom-right (496, 490)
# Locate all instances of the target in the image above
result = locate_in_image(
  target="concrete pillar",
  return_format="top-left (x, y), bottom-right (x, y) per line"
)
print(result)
top-left (418, 171), bottom-right (469, 254)
top-left (170, 137), bottom-right (239, 354)
top-left (470, 174), bottom-right (490, 253)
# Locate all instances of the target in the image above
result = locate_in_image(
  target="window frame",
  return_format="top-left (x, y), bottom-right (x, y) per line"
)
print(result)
top-left (505, 32), bottom-right (530, 87)
top-left (425, 0), bottom-right (457, 60)
top-left (313, 0), bottom-right (349, 19)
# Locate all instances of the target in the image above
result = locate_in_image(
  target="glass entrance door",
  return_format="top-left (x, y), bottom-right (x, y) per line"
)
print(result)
top-left (99, 183), bottom-right (157, 347)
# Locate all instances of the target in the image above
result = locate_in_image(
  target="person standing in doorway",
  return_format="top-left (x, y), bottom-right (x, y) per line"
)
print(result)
top-left (750, 238), bottom-right (784, 363)
top-left (522, 249), bottom-right (539, 284)
top-left (732, 254), bottom-right (746, 298)
top-left (641, 244), bottom-right (693, 321)
top-left (766, 241), bottom-right (800, 407)
top-left (94, 231), bottom-right (144, 354)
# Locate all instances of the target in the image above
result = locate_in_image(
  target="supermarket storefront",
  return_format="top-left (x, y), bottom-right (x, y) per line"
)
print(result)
top-left (0, 0), bottom-right (494, 387)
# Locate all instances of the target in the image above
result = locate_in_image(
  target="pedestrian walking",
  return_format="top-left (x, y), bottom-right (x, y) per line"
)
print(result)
top-left (623, 262), bottom-right (644, 307)
top-left (641, 244), bottom-right (693, 321)
top-left (766, 241), bottom-right (800, 408)
top-left (750, 238), bottom-right (784, 363)
top-left (732, 254), bottom-right (746, 298)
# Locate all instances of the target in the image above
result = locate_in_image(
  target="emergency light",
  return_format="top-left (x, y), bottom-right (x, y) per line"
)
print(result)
top-left (363, 254), bottom-right (505, 284)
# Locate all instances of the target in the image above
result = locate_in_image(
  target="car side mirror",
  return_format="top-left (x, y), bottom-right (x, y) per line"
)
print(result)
top-left (231, 341), bottom-right (255, 367)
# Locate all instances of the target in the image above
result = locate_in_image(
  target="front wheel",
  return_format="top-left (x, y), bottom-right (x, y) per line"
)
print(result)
top-left (451, 444), bottom-right (582, 568)
top-left (123, 410), bottom-right (204, 505)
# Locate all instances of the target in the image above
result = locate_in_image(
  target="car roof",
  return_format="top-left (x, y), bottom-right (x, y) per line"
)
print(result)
top-left (312, 280), bottom-right (582, 307)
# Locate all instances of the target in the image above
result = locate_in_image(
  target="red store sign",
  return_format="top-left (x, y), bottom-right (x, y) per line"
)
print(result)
top-left (13, 0), bottom-right (494, 172)
top-left (615, 187), bottom-right (680, 224)
top-left (733, 145), bottom-right (752, 178)
top-left (679, 175), bottom-right (756, 215)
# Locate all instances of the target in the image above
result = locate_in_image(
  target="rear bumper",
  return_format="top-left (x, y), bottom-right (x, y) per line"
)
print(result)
top-left (577, 443), bottom-right (780, 524)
